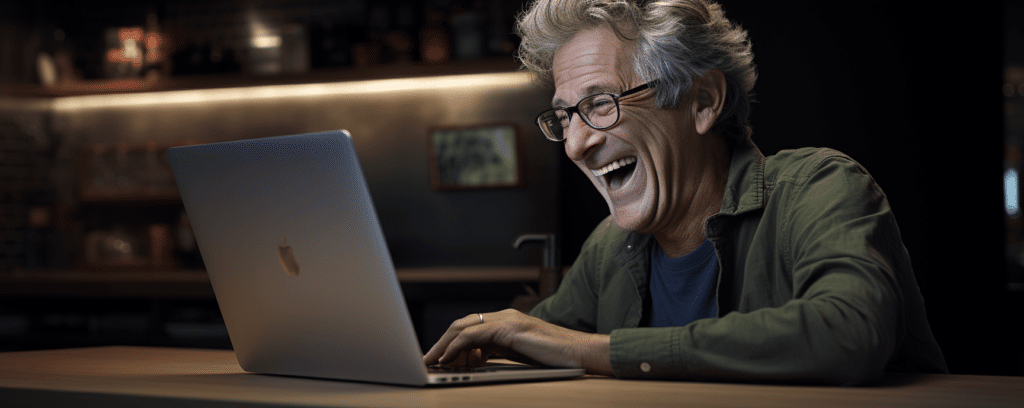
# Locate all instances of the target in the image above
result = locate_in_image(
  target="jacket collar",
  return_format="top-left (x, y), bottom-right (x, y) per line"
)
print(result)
top-left (718, 138), bottom-right (767, 217)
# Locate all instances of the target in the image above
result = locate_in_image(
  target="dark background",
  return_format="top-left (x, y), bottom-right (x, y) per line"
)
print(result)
top-left (3, 0), bottom-right (1020, 376)
top-left (738, 0), bottom-right (1015, 377)
top-left (738, 0), bottom-right (1014, 377)
top-left (751, 1), bottom-right (1016, 376)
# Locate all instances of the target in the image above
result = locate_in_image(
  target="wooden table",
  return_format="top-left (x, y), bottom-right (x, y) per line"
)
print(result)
top-left (1, 346), bottom-right (1021, 407)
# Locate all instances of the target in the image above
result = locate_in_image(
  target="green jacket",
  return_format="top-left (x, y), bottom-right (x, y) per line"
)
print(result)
top-left (530, 140), bottom-right (948, 384)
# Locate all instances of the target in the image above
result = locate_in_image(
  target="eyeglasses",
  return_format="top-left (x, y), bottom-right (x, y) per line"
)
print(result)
top-left (535, 81), bottom-right (657, 142)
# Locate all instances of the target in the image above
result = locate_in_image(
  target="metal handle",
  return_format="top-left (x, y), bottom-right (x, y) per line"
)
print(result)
top-left (512, 233), bottom-right (559, 270)
top-left (513, 233), bottom-right (560, 298)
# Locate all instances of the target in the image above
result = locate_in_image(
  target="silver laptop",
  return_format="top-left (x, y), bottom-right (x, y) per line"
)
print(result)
top-left (166, 130), bottom-right (585, 386)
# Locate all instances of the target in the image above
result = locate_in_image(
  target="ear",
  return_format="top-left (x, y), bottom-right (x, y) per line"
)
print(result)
top-left (692, 69), bottom-right (727, 135)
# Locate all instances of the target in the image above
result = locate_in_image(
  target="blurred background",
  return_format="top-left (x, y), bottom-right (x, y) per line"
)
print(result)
top-left (0, 0), bottom-right (1020, 378)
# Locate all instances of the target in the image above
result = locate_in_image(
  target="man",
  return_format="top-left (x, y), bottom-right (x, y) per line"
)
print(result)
top-left (423, 0), bottom-right (948, 384)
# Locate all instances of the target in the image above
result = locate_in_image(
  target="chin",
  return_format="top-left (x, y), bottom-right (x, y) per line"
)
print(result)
top-left (608, 201), bottom-right (654, 233)
top-left (593, 178), bottom-right (656, 234)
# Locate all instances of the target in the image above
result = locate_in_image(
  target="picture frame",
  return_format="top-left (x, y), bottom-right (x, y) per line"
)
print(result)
top-left (427, 124), bottom-right (523, 190)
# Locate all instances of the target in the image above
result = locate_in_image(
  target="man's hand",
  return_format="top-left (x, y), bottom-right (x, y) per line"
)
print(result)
top-left (422, 309), bottom-right (613, 375)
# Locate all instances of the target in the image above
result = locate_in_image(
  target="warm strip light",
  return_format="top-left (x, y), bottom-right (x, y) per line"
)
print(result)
top-left (1006, 168), bottom-right (1020, 218)
top-left (250, 34), bottom-right (282, 49)
top-left (50, 71), bottom-right (536, 112)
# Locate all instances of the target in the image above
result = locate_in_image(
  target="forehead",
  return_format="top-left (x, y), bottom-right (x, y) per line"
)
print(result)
top-left (551, 26), bottom-right (638, 108)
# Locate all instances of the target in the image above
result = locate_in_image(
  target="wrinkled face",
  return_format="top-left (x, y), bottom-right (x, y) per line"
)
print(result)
top-left (552, 26), bottom-right (718, 234)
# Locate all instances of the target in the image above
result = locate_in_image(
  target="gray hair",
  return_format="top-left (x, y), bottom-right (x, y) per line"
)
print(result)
top-left (516, 0), bottom-right (757, 143)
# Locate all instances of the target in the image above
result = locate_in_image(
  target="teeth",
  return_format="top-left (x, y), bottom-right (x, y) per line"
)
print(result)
top-left (591, 157), bottom-right (637, 177)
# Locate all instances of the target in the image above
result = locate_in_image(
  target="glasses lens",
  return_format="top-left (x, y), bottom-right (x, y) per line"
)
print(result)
top-left (580, 94), bottom-right (618, 129)
top-left (537, 110), bottom-right (566, 141)
top-left (536, 93), bottom-right (623, 141)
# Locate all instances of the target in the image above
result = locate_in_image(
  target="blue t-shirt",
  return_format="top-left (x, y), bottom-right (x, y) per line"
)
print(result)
top-left (649, 238), bottom-right (719, 328)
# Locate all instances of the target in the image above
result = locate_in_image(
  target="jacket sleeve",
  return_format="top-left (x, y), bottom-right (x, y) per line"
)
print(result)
top-left (609, 153), bottom-right (904, 385)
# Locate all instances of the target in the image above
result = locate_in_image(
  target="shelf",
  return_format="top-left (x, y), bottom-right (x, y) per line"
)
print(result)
top-left (0, 58), bottom-right (521, 98)
top-left (0, 266), bottom-right (542, 299)
top-left (0, 270), bottom-right (214, 299)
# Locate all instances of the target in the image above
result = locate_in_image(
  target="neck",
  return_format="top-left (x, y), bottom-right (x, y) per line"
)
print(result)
top-left (653, 142), bottom-right (731, 258)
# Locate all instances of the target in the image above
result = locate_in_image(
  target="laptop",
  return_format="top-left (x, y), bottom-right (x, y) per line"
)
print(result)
top-left (166, 130), bottom-right (585, 386)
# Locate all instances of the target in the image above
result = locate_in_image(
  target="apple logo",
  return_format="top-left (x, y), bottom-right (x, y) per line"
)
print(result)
top-left (277, 236), bottom-right (300, 276)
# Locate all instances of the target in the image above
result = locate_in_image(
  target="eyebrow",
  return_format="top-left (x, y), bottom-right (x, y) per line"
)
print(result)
top-left (551, 83), bottom-right (619, 109)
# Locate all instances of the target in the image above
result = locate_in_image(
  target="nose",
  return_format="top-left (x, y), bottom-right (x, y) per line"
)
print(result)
top-left (563, 115), bottom-right (604, 162)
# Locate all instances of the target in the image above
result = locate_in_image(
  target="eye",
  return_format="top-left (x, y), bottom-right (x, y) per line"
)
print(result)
top-left (586, 94), bottom-right (616, 117)
top-left (556, 110), bottom-right (571, 127)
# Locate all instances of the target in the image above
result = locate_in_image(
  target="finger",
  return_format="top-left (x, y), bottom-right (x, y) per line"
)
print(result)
top-left (441, 348), bottom-right (485, 367)
top-left (447, 350), bottom-right (470, 367)
top-left (424, 314), bottom-right (474, 362)
top-left (423, 313), bottom-right (488, 364)
top-left (468, 348), bottom-right (486, 366)
top-left (436, 311), bottom-right (529, 364)
top-left (428, 311), bottom-right (483, 356)
top-left (439, 323), bottom-right (495, 364)
top-left (479, 345), bottom-right (501, 362)
top-left (424, 338), bottom-right (449, 365)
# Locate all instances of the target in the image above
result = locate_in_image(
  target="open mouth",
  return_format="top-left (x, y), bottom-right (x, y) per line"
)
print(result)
top-left (592, 156), bottom-right (637, 191)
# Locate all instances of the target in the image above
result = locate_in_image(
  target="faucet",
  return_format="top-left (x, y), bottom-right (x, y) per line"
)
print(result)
top-left (513, 233), bottom-right (560, 298)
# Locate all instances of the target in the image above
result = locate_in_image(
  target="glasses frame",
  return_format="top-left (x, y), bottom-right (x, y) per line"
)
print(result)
top-left (535, 81), bottom-right (657, 142)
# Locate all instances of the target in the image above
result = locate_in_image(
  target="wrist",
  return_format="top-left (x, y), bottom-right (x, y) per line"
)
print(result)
top-left (579, 333), bottom-right (613, 376)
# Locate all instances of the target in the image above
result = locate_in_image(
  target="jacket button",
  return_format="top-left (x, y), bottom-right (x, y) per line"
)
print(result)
top-left (640, 362), bottom-right (651, 373)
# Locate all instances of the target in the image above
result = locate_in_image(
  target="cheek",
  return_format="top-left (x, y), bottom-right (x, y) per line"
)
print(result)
top-left (619, 110), bottom-right (681, 144)
top-left (622, 121), bottom-right (692, 200)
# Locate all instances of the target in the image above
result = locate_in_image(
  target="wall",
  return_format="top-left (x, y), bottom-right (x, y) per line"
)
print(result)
top-left (3, 71), bottom-right (561, 268)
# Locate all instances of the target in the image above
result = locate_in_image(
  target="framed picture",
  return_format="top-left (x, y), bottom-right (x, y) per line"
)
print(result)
top-left (427, 124), bottom-right (523, 190)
